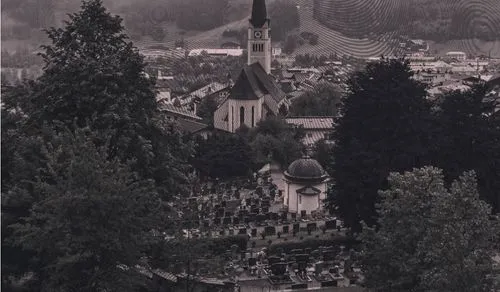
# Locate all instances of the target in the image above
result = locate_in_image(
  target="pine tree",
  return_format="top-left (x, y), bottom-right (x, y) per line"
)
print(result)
top-left (432, 85), bottom-right (500, 213)
top-left (10, 127), bottom-right (162, 291)
top-left (11, 0), bottom-right (192, 199)
top-left (328, 59), bottom-right (432, 232)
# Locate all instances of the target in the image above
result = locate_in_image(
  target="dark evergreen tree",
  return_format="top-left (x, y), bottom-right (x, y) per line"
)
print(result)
top-left (1, 0), bottom-right (191, 287)
top-left (9, 127), bottom-right (161, 291)
top-left (431, 85), bottom-right (500, 213)
top-left (328, 59), bottom-right (432, 232)
top-left (6, 0), bottom-right (192, 199)
top-left (192, 133), bottom-right (253, 179)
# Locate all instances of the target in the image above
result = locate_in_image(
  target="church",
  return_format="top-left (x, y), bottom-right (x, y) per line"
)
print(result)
top-left (213, 0), bottom-right (290, 132)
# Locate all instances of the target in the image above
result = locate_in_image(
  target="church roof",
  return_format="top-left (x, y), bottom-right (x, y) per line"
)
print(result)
top-left (230, 62), bottom-right (286, 104)
top-left (250, 0), bottom-right (268, 28)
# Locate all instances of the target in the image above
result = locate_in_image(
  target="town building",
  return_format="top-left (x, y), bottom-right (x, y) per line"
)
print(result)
top-left (213, 0), bottom-right (289, 133)
top-left (283, 157), bottom-right (330, 215)
top-left (285, 117), bottom-right (335, 147)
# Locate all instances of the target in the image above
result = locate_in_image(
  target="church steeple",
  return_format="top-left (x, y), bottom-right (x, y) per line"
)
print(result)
top-left (247, 0), bottom-right (271, 74)
top-left (250, 0), bottom-right (268, 28)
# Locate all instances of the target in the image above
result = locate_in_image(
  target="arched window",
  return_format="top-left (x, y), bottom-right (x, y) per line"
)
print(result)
top-left (251, 106), bottom-right (255, 127)
top-left (240, 106), bottom-right (245, 126)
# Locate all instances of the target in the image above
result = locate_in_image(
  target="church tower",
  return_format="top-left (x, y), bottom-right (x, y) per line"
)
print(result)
top-left (247, 0), bottom-right (271, 74)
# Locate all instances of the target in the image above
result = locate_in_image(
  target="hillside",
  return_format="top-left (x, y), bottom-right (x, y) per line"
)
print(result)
top-left (313, 0), bottom-right (500, 43)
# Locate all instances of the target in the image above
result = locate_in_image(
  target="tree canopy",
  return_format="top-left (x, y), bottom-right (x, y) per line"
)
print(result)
top-left (1, 0), bottom-right (191, 289)
top-left (431, 85), bottom-right (500, 213)
top-left (328, 59), bottom-right (432, 232)
top-left (289, 82), bottom-right (342, 116)
top-left (9, 128), bottom-right (162, 291)
top-left (360, 167), bottom-right (500, 292)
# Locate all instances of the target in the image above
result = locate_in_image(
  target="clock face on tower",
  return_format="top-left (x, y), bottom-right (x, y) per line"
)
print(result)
top-left (254, 31), bottom-right (262, 39)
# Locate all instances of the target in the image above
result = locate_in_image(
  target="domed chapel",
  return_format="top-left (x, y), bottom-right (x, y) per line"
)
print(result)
top-left (283, 156), bottom-right (330, 215)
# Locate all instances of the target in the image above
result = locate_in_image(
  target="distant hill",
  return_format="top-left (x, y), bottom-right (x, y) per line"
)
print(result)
top-left (313, 0), bottom-right (500, 42)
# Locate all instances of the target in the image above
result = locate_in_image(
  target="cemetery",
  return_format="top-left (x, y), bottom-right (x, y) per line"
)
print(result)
top-left (154, 164), bottom-right (365, 291)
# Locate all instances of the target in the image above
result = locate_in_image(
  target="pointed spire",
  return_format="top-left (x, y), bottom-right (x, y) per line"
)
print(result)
top-left (250, 0), bottom-right (268, 28)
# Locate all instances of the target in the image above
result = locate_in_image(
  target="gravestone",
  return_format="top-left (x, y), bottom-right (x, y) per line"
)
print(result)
top-left (321, 280), bottom-right (337, 287)
top-left (268, 256), bottom-right (281, 265)
top-left (307, 223), bottom-right (317, 231)
top-left (264, 226), bottom-right (276, 236)
top-left (271, 263), bottom-right (287, 276)
top-left (291, 283), bottom-right (307, 289)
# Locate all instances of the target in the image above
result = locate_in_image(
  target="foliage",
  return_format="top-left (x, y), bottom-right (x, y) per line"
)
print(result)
top-left (2, 0), bottom-right (55, 29)
top-left (289, 82), bottom-right (342, 116)
top-left (431, 85), bottom-right (500, 213)
top-left (5, 0), bottom-right (193, 200)
top-left (192, 133), bottom-right (253, 179)
top-left (8, 127), bottom-right (161, 291)
top-left (244, 116), bottom-right (305, 168)
top-left (1, 1), bottom-right (191, 289)
top-left (168, 55), bottom-right (244, 91)
top-left (196, 94), bottom-right (219, 126)
top-left (313, 0), bottom-right (500, 42)
top-left (283, 35), bottom-right (298, 54)
top-left (360, 167), bottom-right (500, 292)
top-left (175, 0), bottom-right (229, 31)
top-left (294, 54), bottom-right (330, 67)
top-left (328, 59), bottom-right (432, 232)
top-left (268, 0), bottom-right (300, 42)
top-left (312, 139), bottom-right (334, 174)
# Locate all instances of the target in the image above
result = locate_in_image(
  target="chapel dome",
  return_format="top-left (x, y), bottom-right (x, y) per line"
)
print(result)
top-left (284, 157), bottom-right (328, 180)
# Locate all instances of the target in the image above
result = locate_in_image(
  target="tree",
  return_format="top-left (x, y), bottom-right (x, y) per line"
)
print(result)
top-left (1, 0), bottom-right (192, 287)
top-left (283, 35), bottom-right (298, 54)
top-left (192, 133), bottom-right (253, 179)
top-left (289, 83), bottom-right (342, 116)
top-left (312, 138), bottom-right (334, 173)
top-left (328, 59), bottom-right (432, 232)
top-left (8, 127), bottom-right (161, 291)
top-left (246, 116), bottom-right (304, 168)
top-left (360, 167), bottom-right (500, 292)
top-left (6, 0), bottom-right (192, 200)
top-left (196, 95), bottom-right (218, 126)
top-left (431, 85), bottom-right (500, 213)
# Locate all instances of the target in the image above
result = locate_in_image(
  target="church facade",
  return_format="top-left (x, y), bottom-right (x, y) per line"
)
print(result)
top-left (214, 0), bottom-right (289, 132)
